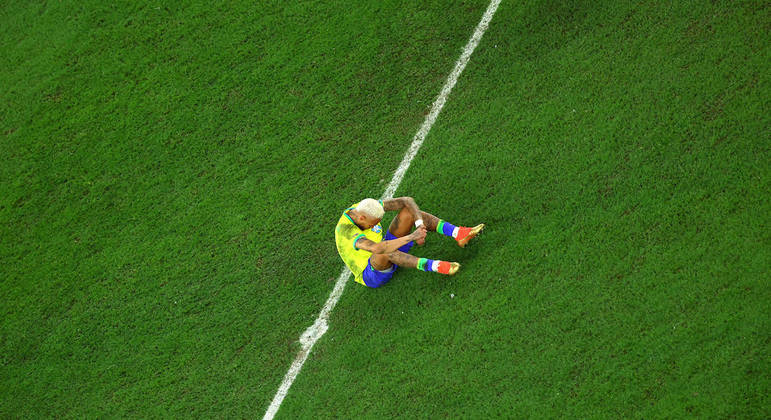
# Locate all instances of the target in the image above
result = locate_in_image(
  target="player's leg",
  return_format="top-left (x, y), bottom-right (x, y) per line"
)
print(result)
top-left (362, 253), bottom-right (397, 288)
top-left (368, 251), bottom-right (461, 275)
top-left (389, 206), bottom-right (484, 248)
top-left (387, 206), bottom-right (422, 237)
top-left (369, 252), bottom-right (393, 271)
top-left (373, 207), bottom-right (462, 278)
top-left (369, 246), bottom-right (459, 276)
top-left (387, 251), bottom-right (459, 275)
top-left (368, 207), bottom-right (419, 274)
top-left (368, 231), bottom-right (419, 271)
top-left (388, 206), bottom-right (444, 236)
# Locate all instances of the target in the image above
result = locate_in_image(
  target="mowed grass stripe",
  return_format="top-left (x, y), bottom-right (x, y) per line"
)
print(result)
top-left (1, 0), bottom-right (491, 416)
top-left (278, 0), bottom-right (769, 418)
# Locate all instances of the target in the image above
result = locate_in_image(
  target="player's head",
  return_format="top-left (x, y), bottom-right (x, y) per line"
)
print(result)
top-left (354, 198), bottom-right (384, 229)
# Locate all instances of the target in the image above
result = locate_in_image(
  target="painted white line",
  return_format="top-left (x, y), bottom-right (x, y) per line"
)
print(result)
top-left (262, 1), bottom-right (501, 418)
top-left (383, 0), bottom-right (501, 200)
top-left (262, 268), bottom-right (348, 420)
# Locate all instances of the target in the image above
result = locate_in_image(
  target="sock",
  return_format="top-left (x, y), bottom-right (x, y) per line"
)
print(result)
top-left (437, 220), bottom-right (471, 241)
top-left (417, 258), bottom-right (452, 274)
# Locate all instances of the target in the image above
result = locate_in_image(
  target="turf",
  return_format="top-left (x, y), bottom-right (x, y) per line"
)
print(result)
top-left (1, 0), bottom-right (768, 418)
top-left (279, 0), bottom-right (769, 418)
top-left (1, 0), bottom-right (489, 416)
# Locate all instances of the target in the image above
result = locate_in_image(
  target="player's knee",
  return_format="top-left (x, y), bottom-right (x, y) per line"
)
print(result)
top-left (370, 253), bottom-right (390, 268)
top-left (394, 207), bottom-right (415, 230)
top-left (398, 206), bottom-right (415, 223)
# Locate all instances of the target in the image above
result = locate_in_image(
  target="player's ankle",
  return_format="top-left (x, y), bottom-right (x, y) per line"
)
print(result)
top-left (417, 258), bottom-right (456, 275)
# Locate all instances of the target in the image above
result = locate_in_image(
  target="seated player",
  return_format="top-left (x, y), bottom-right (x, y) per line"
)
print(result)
top-left (334, 197), bottom-right (484, 288)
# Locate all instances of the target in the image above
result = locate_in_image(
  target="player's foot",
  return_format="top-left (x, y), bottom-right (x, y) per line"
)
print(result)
top-left (447, 262), bottom-right (460, 275)
top-left (456, 223), bottom-right (485, 248)
top-left (420, 258), bottom-right (460, 275)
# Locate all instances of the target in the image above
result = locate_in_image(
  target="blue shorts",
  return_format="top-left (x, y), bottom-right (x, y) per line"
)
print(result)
top-left (362, 230), bottom-right (415, 288)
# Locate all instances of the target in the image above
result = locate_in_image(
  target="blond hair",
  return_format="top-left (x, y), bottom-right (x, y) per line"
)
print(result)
top-left (357, 198), bottom-right (384, 219)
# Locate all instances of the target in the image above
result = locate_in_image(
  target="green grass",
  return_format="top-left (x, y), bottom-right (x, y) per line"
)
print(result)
top-left (281, 0), bottom-right (769, 418)
top-left (1, 0), bottom-right (768, 418)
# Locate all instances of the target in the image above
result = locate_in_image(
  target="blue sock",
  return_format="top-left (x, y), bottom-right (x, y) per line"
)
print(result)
top-left (437, 220), bottom-right (459, 238)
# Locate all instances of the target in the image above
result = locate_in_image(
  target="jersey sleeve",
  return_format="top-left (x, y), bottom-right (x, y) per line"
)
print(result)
top-left (352, 234), bottom-right (366, 250)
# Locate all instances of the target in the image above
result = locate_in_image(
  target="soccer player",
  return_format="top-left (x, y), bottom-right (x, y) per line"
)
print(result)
top-left (335, 197), bottom-right (484, 288)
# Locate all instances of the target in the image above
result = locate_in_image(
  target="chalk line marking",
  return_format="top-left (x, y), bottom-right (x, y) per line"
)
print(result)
top-left (263, 1), bottom-right (501, 418)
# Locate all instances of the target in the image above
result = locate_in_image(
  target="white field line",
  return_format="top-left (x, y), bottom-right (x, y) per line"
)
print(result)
top-left (262, 1), bottom-right (501, 418)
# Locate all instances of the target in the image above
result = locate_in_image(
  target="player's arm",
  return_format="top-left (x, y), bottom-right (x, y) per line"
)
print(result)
top-left (355, 228), bottom-right (426, 255)
top-left (382, 196), bottom-right (424, 225)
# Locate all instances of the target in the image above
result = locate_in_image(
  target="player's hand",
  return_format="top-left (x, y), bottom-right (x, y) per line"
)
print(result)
top-left (412, 225), bottom-right (427, 245)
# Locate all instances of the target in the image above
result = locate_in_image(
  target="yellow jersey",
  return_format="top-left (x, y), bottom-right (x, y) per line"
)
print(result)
top-left (334, 201), bottom-right (384, 285)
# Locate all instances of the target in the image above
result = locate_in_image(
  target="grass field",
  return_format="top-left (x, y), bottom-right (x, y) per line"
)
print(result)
top-left (1, 0), bottom-right (769, 418)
